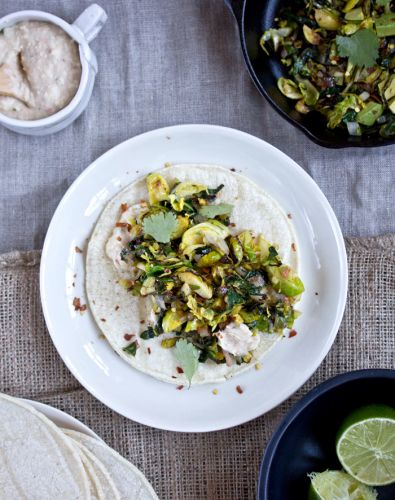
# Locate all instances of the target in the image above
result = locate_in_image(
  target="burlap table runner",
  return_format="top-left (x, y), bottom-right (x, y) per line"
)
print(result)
top-left (1, 236), bottom-right (394, 500)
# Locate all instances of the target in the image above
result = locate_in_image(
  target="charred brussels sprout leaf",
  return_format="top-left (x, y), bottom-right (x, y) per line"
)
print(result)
top-left (278, 78), bottom-right (303, 99)
top-left (172, 182), bottom-right (207, 198)
top-left (314, 9), bottom-right (341, 31)
top-left (178, 272), bottom-right (213, 299)
top-left (123, 341), bottom-right (139, 356)
top-left (146, 173), bottom-right (169, 204)
top-left (267, 265), bottom-right (305, 297)
top-left (327, 96), bottom-right (361, 129)
top-left (140, 327), bottom-right (157, 340)
top-left (162, 309), bottom-right (187, 333)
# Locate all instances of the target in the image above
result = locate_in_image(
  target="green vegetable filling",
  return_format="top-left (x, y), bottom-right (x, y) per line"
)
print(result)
top-left (117, 174), bottom-right (304, 382)
top-left (261, 0), bottom-right (395, 137)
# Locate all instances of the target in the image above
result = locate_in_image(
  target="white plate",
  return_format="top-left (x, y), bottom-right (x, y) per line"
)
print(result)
top-left (40, 124), bottom-right (347, 432)
top-left (25, 399), bottom-right (99, 438)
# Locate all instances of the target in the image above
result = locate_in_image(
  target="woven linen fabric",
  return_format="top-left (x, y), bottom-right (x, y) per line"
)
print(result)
top-left (0, 236), bottom-right (394, 500)
top-left (0, 0), bottom-right (395, 256)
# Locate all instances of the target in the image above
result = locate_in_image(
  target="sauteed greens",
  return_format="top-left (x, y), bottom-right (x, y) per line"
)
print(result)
top-left (117, 173), bottom-right (304, 380)
top-left (261, 0), bottom-right (395, 137)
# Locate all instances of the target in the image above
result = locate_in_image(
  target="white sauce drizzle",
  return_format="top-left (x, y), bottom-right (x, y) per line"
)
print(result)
top-left (217, 322), bottom-right (260, 356)
top-left (106, 202), bottom-right (148, 278)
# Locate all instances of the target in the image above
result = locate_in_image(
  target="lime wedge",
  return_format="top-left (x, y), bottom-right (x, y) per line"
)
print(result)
top-left (308, 470), bottom-right (377, 500)
top-left (336, 404), bottom-right (395, 486)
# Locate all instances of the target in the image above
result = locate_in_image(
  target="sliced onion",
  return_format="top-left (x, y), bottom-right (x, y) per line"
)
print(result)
top-left (359, 91), bottom-right (370, 102)
top-left (347, 122), bottom-right (362, 136)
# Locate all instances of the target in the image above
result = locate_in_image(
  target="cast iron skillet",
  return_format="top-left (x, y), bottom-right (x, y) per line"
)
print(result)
top-left (225, 0), bottom-right (395, 148)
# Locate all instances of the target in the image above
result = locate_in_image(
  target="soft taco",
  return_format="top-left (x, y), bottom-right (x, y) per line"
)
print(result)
top-left (86, 164), bottom-right (304, 385)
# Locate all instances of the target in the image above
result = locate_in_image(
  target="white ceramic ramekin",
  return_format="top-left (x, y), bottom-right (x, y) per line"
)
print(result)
top-left (0, 3), bottom-right (107, 135)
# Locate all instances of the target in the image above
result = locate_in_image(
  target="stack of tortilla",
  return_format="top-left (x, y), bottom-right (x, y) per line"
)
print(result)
top-left (0, 393), bottom-right (158, 500)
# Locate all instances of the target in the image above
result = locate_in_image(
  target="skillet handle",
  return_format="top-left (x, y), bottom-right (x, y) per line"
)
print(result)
top-left (224, 0), bottom-right (244, 27)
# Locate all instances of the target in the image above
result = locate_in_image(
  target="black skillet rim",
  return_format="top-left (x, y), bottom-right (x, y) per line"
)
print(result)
top-left (228, 0), bottom-right (395, 149)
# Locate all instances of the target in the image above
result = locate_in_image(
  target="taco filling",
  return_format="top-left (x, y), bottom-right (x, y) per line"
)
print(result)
top-left (104, 172), bottom-right (304, 383)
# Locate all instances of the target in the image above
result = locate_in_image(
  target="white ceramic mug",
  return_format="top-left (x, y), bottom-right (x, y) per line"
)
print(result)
top-left (0, 3), bottom-right (107, 135)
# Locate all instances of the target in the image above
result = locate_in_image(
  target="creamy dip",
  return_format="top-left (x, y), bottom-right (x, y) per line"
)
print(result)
top-left (217, 322), bottom-right (260, 356)
top-left (0, 21), bottom-right (82, 120)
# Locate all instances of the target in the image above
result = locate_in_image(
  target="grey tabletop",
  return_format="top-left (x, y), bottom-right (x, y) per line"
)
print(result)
top-left (0, 0), bottom-right (394, 254)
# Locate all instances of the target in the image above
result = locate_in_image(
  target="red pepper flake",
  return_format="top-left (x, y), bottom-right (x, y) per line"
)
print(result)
top-left (236, 385), bottom-right (243, 394)
top-left (140, 320), bottom-right (145, 324)
top-left (115, 305), bottom-right (120, 311)
top-left (176, 385), bottom-right (184, 391)
top-left (116, 236), bottom-right (122, 242)
top-left (120, 203), bottom-right (128, 213)
top-left (176, 366), bottom-right (184, 374)
top-left (230, 222), bottom-right (236, 227)
top-left (115, 222), bottom-right (131, 230)
top-left (72, 297), bottom-right (87, 312)
top-left (287, 213), bottom-right (292, 219)
top-left (75, 246), bottom-right (83, 253)
top-left (289, 330), bottom-right (297, 338)
top-left (291, 243), bottom-right (296, 252)
top-left (281, 267), bottom-right (291, 278)
top-left (100, 318), bottom-right (107, 322)
top-left (147, 347), bottom-right (151, 355)
top-left (124, 333), bottom-right (134, 341)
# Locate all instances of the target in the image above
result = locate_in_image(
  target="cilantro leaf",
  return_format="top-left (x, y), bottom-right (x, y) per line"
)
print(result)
top-left (376, 0), bottom-right (390, 5)
top-left (336, 30), bottom-right (379, 68)
top-left (198, 203), bottom-right (234, 218)
top-left (143, 212), bottom-right (178, 243)
top-left (174, 339), bottom-right (200, 385)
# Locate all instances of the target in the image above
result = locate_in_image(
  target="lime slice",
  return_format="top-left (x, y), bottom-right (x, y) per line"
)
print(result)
top-left (308, 470), bottom-right (377, 500)
top-left (336, 404), bottom-right (395, 486)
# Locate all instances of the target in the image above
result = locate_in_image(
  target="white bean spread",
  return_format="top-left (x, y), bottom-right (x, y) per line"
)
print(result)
top-left (0, 21), bottom-right (82, 120)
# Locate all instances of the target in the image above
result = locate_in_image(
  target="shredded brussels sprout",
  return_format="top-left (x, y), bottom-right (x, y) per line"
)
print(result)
top-left (117, 174), bottom-right (304, 367)
top-left (261, 0), bottom-right (395, 137)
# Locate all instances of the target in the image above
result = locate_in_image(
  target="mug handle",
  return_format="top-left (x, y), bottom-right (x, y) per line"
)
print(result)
top-left (73, 3), bottom-right (108, 44)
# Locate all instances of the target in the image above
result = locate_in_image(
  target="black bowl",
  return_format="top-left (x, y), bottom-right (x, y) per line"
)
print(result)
top-left (258, 369), bottom-right (395, 499)
top-left (226, 0), bottom-right (395, 148)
